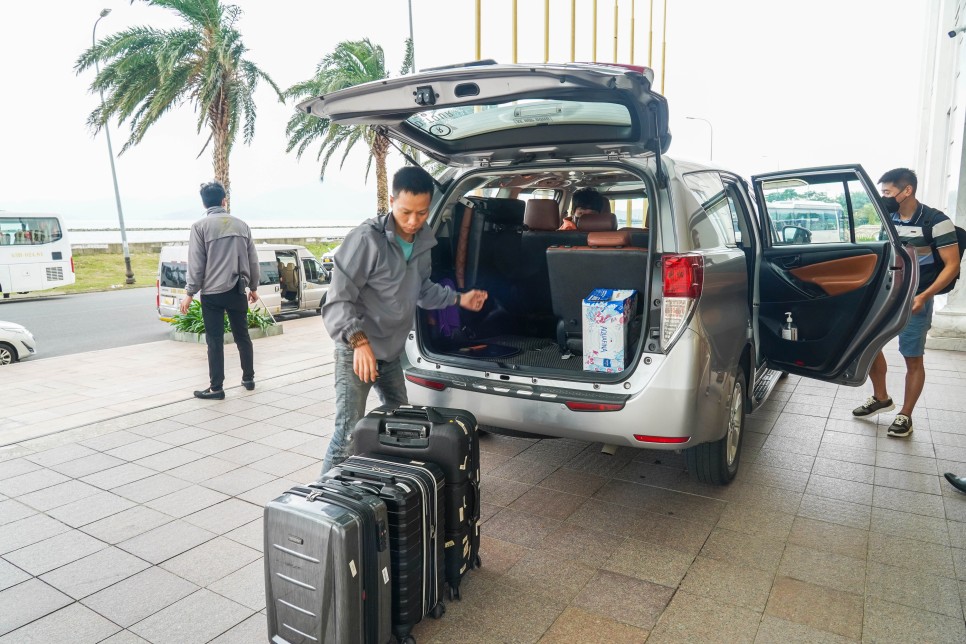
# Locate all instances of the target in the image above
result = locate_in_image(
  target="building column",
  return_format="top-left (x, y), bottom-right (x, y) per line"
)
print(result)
top-left (926, 108), bottom-right (966, 351)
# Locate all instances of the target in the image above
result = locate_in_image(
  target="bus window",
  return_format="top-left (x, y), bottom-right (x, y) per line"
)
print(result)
top-left (259, 261), bottom-right (280, 286)
top-left (761, 182), bottom-right (849, 245)
top-left (0, 216), bottom-right (63, 245)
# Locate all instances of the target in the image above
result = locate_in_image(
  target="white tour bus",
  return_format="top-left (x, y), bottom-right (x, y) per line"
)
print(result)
top-left (157, 243), bottom-right (329, 321)
top-left (0, 213), bottom-right (75, 298)
top-left (767, 200), bottom-right (847, 243)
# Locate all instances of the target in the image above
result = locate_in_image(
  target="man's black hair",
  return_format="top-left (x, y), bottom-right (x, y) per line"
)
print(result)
top-left (878, 168), bottom-right (918, 194)
top-left (572, 187), bottom-right (606, 212)
top-left (200, 181), bottom-right (227, 208)
top-left (392, 166), bottom-right (435, 198)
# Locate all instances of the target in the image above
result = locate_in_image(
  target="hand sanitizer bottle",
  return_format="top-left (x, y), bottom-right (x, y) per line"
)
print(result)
top-left (781, 312), bottom-right (798, 341)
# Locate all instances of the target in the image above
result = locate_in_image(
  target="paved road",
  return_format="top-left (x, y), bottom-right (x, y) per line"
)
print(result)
top-left (0, 288), bottom-right (168, 359)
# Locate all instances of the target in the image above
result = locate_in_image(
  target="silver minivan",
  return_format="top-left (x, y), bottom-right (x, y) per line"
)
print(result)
top-left (300, 62), bottom-right (916, 484)
top-left (157, 243), bottom-right (329, 320)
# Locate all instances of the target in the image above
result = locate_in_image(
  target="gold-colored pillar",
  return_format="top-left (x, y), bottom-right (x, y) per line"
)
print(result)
top-left (513, 0), bottom-right (518, 63)
top-left (545, 0), bottom-right (550, 63)
top-left (648, 0), bottom-right (653, 66)
top-left (592, 0), bottom-right (598, 62)
top-left (630, 0), bottom-right (635, 64)
top-left (613, 0), bottom-right (618, 62)
top-left (660, 0), bottom-right (667, 92)
top-left (475, 0), bottom-right (481, 60)
top-left (570, 0), bottom-right (576, 61)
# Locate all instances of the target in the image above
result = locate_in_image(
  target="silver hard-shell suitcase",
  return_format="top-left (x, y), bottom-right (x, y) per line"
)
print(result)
top-left (264, 481), bottom-right (392, 644)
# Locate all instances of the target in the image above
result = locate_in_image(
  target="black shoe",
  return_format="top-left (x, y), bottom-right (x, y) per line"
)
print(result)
top-left (945, 473), bottom-right (966, 494)
top-left (193, 388), bottom-right (225, 400)
top-left (887, 414), bottom-right (913, 438)
top-left (242, 379), bottom-right (255, 391)
top-left (852, 396), bottom-right (895, 417)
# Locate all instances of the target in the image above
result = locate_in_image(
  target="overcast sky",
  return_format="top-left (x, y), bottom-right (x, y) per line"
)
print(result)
top-left (0, 0), bottom-right (931, 227)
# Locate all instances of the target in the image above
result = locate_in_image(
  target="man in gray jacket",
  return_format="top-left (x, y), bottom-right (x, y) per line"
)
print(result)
top-left (181, 181), bottom-right (260, 400)
top-left (321, 166), bottom-right (487, 473)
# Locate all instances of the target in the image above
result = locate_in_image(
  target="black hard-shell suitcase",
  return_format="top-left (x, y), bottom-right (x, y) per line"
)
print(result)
top-left (351, 405), bottom-right (482, 598)
top-left (326, 455), bottom-right (446, 643)
top-left (264, 480), bottom-right (392, 644)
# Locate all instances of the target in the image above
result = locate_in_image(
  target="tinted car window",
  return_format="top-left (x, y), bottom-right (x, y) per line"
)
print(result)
top-left (159, 261), bottom-right (187, 288)
top-left (682, 171), bottom-right (737, 249)
top-left (259, 261), bottom-right (280, 286)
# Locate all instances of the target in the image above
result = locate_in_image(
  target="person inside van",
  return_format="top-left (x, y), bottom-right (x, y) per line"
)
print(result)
top-left (320, 166), bottom-right (489, 474)
top-left (558, 187), bottom-right (607, 231)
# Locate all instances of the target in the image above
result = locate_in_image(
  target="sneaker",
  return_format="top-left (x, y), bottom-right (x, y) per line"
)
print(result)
top-left (241, 379), bottom-right (255, 391)
top-left (852, 396), bottom-right (895, 417)
top-left (887, 414), bottom-right (913, 438)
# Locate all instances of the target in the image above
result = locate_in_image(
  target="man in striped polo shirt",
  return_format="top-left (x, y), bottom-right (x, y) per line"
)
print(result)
top-left (852, 168), bottom-right (960, 436)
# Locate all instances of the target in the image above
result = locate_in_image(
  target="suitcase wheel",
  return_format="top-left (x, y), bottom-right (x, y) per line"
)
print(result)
top-left (431, 602), bottom-right (446, 619)
top-left (448, 585), bottom-right (461, 601)
top-left (398, 636), bottom-right (416, 644)
top-left (473, 554), bottom-right (482, 569)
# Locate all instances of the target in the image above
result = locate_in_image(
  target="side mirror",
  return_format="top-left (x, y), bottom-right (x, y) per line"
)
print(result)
top-left (782, 225), bottom-right (812, 244)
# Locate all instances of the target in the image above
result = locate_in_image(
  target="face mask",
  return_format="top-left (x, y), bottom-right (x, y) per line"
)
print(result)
top-left (882, 187), bottom-right (908, 214)
top-left (881, 196), bottom-right (900, 213)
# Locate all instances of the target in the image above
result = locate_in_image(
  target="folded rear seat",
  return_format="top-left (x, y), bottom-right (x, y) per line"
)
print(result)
top-left (547, 229), bottom-right (649, 352)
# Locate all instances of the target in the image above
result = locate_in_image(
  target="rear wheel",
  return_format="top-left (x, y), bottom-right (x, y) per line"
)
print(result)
top-left (686, 366), bottom-right (745, 485)
top-left (0, 342), bottom-right (18, 365)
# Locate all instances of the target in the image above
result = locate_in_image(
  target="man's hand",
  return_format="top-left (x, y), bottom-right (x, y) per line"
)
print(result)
top-left (180, 295), bottom-right (193, 314)
top-left (912, 294), bottom-right (926, 315)
top-left (248, 290), bottom-right (259, 305)
top-left (459, 289), bottom-right (488, 312)
top-left (353, 343), bottom-right (379, 383)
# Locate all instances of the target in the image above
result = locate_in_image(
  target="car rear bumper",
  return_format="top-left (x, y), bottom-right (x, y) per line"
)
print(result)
top-left (404, 329), bottom-right (722, 449)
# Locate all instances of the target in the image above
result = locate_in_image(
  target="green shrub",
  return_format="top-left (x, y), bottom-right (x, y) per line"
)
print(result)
top-left (170, 300), bottom-right (274, 334)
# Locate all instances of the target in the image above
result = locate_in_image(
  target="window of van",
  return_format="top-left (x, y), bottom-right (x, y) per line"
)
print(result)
top-left (259, 261), bottom-right (280, 286)
top-left (159, 261), bottom-right (187, 288)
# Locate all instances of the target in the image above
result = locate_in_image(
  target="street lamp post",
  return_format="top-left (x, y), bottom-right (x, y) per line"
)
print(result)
top-left (685, 116), bottom-right (713, 161)
top-left (93, 8), bottom-right (135, 285)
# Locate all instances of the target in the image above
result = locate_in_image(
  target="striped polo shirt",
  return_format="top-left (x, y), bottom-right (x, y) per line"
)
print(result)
top-left (891, 204), bottom-right (957, 293)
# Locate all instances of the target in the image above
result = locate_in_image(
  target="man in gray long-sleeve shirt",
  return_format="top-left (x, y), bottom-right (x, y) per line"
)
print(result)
top-left (181, 181), bottom-right (260, 400)
top-left (321, 166), bottom-right (488, 473)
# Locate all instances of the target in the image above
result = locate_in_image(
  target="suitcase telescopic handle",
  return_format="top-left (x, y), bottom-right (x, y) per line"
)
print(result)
top-left (338, 468), bottom-right (397, 486)
top-left (388, 406), bottom-right (442, 422)
top-left (309, 480), bottom-right (371, 502)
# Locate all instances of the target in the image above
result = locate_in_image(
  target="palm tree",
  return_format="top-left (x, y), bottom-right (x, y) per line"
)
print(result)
top-left (285, 39), bottom-right (416, 215)
top-left (76, 0), bottom-right (281, 209)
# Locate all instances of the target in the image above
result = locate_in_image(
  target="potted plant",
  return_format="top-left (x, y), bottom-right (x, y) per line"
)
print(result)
top-left (168, 300), bottom-right (283, 344)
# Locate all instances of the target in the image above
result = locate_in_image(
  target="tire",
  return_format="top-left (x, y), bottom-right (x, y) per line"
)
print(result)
top-left (0, 342), bottom-right (18, 365)
top-left (686, 366), bottom-right (746, 485)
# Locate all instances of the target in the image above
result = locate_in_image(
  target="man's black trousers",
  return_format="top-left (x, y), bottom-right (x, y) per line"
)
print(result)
top-left (200, 289), bottom-right (254, 390)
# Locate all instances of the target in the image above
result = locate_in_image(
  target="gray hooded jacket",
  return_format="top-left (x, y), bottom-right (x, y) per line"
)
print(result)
top-left (323, 214), bottom-right (457, 360)
top-left (185, 206), bottom-right (259, 297)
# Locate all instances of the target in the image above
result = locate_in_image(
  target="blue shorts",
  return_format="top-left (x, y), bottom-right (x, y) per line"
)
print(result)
top-left (898, 297), bottom-right (934, 358)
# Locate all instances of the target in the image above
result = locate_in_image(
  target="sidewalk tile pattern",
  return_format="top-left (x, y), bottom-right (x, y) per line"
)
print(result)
top-left (1, 319), bottom-right (966, 641)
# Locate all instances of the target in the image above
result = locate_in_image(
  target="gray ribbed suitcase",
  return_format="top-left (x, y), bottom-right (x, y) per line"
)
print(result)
top-left (264, 481), bottom-right (392, 644)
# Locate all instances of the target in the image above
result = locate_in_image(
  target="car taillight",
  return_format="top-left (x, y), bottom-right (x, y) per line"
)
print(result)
top-left (156, 280), bottom-right (160, 309)
top-left (405, 374), bottom-right (447, 391)
top-left (634, 434), bottom-right (690, 444)
top-left (70, 257), bottom-right (75, 273)
top-left (661, 254), bottom-right (703, 351)
top-left (565, 401), bottom-right (626, 412)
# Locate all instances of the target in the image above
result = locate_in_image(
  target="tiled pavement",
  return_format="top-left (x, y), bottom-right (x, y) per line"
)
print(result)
top-left (2, 319), bottom-right (966, 642)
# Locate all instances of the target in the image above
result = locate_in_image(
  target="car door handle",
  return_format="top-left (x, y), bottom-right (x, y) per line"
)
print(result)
top-left (778, 256), bottom-right (801, 268)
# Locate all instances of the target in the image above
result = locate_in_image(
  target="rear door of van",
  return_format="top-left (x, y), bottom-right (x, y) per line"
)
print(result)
top-left (157, 246), bottom-right (189, 320)
top-left (256, 249), bottom-right (283, 315)
top-left (298, 249), bottom-right (327, 311)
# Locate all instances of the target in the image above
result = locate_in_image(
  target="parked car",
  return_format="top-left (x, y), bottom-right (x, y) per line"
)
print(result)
top-left (321, 244), bottom-right (341, 278)
top-left (157, 243), bottom-right (328, 321)
top-left (300, 61), bottom-right (916, 484)
top-left (0, 321), bottom-right (36, 364)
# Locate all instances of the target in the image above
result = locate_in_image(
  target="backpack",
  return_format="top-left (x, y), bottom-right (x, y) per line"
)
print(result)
top-left (921, 208), bottom-right (966, 295)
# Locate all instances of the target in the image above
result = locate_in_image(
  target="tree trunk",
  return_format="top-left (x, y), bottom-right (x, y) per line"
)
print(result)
top-left (211, 94), bottom-right (231, 211)
top-left (372, 133), bottom-right (390, 215)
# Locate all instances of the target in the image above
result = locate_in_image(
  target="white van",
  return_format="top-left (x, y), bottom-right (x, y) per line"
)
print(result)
top-left (157, 243), bottom-right (329, 321)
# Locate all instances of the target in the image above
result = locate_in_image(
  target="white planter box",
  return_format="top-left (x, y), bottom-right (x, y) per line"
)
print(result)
top-left (169, 324), bottom-right (283, 344)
